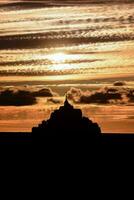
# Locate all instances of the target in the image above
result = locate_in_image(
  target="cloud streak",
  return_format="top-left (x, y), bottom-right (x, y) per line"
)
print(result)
top-left (0, 0), bottom-right (134, 6)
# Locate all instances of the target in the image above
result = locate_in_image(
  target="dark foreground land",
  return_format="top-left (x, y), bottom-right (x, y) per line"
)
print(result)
top-left (0, 132), bottom-right (32, 145)
top-left (0, 132), bottom-right (134, 145)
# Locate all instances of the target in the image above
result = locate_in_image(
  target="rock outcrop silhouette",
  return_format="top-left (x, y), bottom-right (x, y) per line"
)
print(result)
top-left (32, 97), bottom-right (101, 137)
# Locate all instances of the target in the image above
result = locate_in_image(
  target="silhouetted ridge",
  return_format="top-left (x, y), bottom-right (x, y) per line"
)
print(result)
top-left (32, 97), bottom-right (101, 136)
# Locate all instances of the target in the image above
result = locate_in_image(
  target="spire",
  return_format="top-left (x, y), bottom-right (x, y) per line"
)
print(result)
top-left (64, 94), bottom-right (72, 107)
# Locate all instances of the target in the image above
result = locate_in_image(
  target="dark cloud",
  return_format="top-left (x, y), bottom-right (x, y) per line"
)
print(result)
top-left (32, 88), bottom-right (58, 97)
top-left (67, 85), bottom-right (134, 105)
top-left (113, 81), bottom-right (126, 86)
top-left (0, 1), bottom-right (51, 9)
top-left (127, 89), bottom-right (134, 102)
top-left (0, 86), bottom-right (58, 106)
top-left (0, 89), bottom-right (36, 106)
top-left (80, 88), bottom-right (122, 104)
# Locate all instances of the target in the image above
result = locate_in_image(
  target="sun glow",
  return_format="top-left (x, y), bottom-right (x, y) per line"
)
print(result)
top-left (48, 53), bottom-right (67, 63)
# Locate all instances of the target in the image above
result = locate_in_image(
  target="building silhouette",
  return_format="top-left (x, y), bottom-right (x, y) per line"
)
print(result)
top-left (32, 96), bottom-right (101, 137)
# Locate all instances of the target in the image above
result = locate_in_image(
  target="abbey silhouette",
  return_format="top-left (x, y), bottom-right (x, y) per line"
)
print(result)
top-left (32, 96), bottom-right (101, 137)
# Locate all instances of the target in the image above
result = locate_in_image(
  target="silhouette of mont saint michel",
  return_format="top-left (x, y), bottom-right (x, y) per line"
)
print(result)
top-left (1, 97), bottom-right (134, 145)
top-left (32, 97), bottom-right (101, 137)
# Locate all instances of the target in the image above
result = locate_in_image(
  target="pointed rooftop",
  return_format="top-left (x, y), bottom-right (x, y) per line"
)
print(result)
top-left (63, 94), bottom-right (73, 109)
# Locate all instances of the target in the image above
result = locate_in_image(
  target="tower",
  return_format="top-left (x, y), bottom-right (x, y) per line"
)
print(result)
top-left (64, 94), bottom-right (73, 109)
